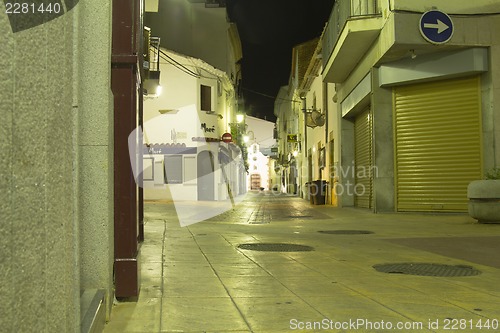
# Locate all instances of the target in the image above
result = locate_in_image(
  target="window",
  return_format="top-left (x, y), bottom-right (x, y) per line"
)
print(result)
top-left (164, 155), bottom-right (183, 184)
top-left (184, 156), bottom-right (196, 184)
top-left (201, 85), bottom-right (212, 111)
top-left (143, 157), bottom-right (154, 181)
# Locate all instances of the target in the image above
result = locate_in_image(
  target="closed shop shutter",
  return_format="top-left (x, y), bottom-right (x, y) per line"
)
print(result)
top-left (394, 76), bottom-right (482, 212)
top-left (354, 108), bottom-right (373, 208)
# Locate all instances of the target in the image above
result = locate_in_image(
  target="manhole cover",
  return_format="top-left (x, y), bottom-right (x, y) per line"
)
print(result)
top-left (318, 230), bottom-right (374, 235)
top-left (373, 263), bottom-right (481, 277)
top-left (237, 243), bottom-right (314, 252)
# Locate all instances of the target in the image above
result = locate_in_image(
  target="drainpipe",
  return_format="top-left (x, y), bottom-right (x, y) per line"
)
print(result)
top-left (323, 82), bottom-right (329, 203)
top-left (302, 96), bottom-right (307, 198)
top-left (111, 0), bottom-right (142, 298)
top-left (301, 97), bottom-right (307, 147)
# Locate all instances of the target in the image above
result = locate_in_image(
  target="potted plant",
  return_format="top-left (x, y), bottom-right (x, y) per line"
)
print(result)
top-left (467, 168), bottom-right (500, 223)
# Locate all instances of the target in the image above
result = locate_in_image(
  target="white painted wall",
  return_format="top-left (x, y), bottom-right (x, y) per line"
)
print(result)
top-left (245, 116), bottom-right (276, 149)
top-left (142, 49), bottom-right (238, 201)
top-left (247, 143), bottom-right (271, 190)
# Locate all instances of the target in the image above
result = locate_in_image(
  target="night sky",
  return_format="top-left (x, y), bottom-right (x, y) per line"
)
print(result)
top-left (226, 0), bottom-right (335, 121)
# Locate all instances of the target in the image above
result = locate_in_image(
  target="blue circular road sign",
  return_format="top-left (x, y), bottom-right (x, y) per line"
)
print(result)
top-left (419, 10), bottom-right (454, 44)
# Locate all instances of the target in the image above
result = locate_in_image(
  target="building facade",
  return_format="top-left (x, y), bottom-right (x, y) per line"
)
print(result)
top-left (299, 35), bottom-right (340, 205)
top-left (274, 0), bottom-right (500, 212)
top-left (274, 37), bottom-right (339, 202)
top-left (142, 49), bottom-right (245, 202)
top-left (322, 0), bottom-right (500, 212)
top-left (274, 85), bottom-right (301, 194)
top-left (244, 116), bottom-right (277, 191)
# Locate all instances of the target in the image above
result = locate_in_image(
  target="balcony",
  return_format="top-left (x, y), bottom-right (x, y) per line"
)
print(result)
top-left (322, 0), bottom-right (383, 83)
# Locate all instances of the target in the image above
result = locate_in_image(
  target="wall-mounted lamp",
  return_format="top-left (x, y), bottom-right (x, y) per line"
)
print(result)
top-left (243, 130), bottom-right (255, 143)
top-left (236, 113), bottom-right (245, 123)
top-left (143, 71), bottom-right (161, 97)
top-left (155, 85), bottom-right (163, 96)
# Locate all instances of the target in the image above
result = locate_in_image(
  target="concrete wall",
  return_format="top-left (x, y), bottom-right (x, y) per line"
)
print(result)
top-left (0, 5), bottom-right (79, 332)
top-left (371, 70), bottom-right (395, 212)
top-left (78, 0), bottom-right (115, 317)
top-left (0, 1), bottom-right (114, 331)
top-left (392, 0), bottom-right (500, 14)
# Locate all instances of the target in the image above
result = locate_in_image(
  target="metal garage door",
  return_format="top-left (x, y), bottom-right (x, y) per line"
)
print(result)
top-left (394, 76), bottom-right (482, 212)
top-left (354, 108), bottom-right (373, 209)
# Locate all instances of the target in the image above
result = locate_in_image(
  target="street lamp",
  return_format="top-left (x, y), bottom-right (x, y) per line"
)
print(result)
top-left (236, 113), bottom-right (245, 123)
top-left (243, 130), bottom-right (255, 143)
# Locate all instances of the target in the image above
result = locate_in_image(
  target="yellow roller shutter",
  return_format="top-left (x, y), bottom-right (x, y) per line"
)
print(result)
top-left (394, 76), bottom-right (482, 212)
top-left (354, 108), bottom-right (373, 209)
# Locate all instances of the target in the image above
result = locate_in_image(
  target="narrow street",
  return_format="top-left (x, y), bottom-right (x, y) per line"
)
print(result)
top-left (104, 193), bottom-right (500, 333)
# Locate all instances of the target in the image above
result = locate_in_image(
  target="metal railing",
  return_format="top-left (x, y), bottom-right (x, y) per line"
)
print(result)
top-left (322, 0), bottom-right (381, 67)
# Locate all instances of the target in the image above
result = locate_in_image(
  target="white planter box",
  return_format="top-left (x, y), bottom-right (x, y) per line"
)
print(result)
top-left (467, 180), bottom-right (500, 223)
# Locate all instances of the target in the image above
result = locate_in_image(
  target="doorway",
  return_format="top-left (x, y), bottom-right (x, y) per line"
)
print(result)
top-left (197, 150), bottom-right (215, 201)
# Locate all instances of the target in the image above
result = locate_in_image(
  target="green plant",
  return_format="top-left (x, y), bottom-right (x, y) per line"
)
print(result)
top-left (485, 168), bottom-right (500, 180)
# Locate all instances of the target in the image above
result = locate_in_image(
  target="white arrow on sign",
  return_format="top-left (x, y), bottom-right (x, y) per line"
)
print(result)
top-left (424, 19), bottom-right (449, 34)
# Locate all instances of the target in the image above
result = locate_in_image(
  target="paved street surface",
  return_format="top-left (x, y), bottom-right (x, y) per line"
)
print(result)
top-left (103, 192), bottom-right (500, 333)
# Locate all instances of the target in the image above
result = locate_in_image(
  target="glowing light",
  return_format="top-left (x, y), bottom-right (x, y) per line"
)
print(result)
top-left (155, 85), bottom-right (163, 96)
top-left (236, 114), bottom-right (244, 123)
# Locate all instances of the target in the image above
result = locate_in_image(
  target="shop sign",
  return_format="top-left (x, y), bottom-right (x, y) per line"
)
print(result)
top-left (201, 123), bottom-right (216, 133)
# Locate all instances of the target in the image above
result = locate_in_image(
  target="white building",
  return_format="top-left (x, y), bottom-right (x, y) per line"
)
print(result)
top-left (142, 49), bottom-right (245, 202)
top-left (274, 39), bottom-right (322, 197)
top-left (244, 116), bottom-right (276, 191)
top-left (247, 143), bottom-right (270, 190)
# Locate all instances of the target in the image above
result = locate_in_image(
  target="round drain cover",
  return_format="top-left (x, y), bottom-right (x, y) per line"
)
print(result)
top-left (373, 263), bottom-right (481, 277)
top-left (238, 243), bottom-right (314, 252)
top-left (318, 230), bottom-right (374, 235)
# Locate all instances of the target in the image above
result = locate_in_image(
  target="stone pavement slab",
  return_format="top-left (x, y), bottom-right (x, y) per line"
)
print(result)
top-left (385, 236), bottom-right (500, 269)
top-left (103, 192), bottom-right (500, 333)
